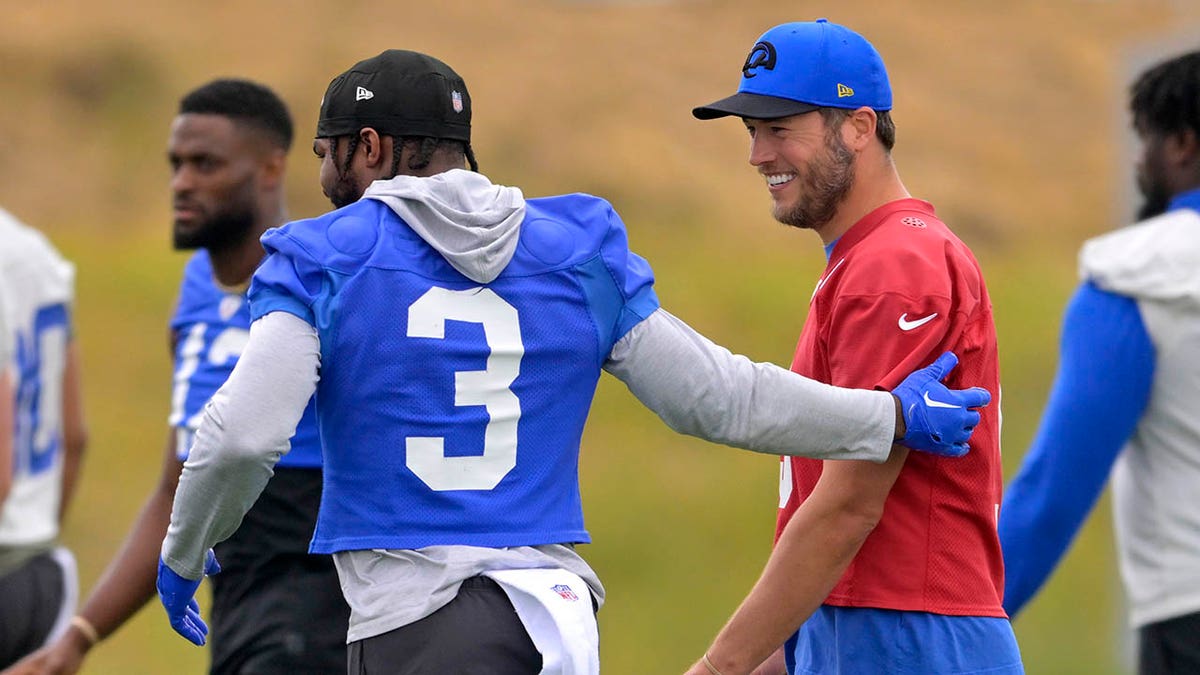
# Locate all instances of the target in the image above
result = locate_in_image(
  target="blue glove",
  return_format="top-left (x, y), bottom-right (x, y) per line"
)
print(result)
top-left (157, 550), bottom-right (221, 646)
top-left (891, 351), bottom-right (991, 457)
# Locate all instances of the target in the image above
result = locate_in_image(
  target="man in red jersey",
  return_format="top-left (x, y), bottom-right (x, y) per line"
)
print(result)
top-left (687, 19), bottom-right (1021, 675)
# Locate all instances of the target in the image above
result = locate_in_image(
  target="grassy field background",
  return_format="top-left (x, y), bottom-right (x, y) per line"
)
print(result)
top-left (3, 1), bottom-right (1198, 673)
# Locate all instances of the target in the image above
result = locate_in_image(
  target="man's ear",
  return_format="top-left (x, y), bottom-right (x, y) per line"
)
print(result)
top-left (1167, 128), bottom-right (1200, 168)
top-left (844, 107), bottom-right (877, 151)
top-left (359, 127), bottom-right (389, 170)
top-left (259, 148), bottom-right (287, 190)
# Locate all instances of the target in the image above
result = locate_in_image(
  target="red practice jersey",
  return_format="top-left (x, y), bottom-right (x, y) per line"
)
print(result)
top-left (777, 198), bottom-right (1006, 617)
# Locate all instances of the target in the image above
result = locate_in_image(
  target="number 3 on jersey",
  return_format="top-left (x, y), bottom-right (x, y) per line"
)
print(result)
top-left (406, 286), bottom-right (523, 491)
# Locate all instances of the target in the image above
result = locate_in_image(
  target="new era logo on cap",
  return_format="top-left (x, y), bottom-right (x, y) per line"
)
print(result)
top-left (837, 83), bottom-right (854, 98)
top-left (316, 49), bottom-right (473, 143)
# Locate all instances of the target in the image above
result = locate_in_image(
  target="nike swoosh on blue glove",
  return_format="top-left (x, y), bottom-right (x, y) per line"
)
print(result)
top-left (892, 351), bottom-right (992, 457)
top-left (157, 550), bottom-right (221, 646)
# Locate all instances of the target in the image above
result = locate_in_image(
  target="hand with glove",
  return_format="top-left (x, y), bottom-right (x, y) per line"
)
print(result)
top-left (891, 351), bottom-right (991, 457)
top-left (157, 549), bottom-right (221, 646)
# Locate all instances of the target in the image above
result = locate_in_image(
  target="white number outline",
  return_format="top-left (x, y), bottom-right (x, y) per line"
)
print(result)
top-left (406, 286), bottom-right (524, 491)
top-left (169, 322), bottom-right (250, 434)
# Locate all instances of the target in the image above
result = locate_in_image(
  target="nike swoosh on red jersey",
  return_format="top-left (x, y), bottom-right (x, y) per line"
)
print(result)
top-left (898, 312), bottom-right (938, 331)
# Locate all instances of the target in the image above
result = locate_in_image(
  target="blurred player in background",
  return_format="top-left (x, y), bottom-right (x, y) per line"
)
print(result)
top-left (688, 20), bottom-right (1018, 675)
top-left (154, 49), bottom-right (988, 674)
top-left (0, 208), bottom-right (87, 669)
top-left (1000, 50), bottom-right (1200, 675)
top-left (5, 79), bottom-right (348, 675)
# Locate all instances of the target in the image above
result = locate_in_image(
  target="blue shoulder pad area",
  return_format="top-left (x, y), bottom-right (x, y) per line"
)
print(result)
top-left (518, 193), bottom-right (659, 347)
top-left (512, 193), bottom-right (622, 273)
top-left (251, 202), bottom-right (391, 325)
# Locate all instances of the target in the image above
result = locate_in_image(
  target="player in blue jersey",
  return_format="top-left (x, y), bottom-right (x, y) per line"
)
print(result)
top-left (156, 50), bottom-right (990, 674)
top-left (0, 208), bottom-right (88, 670)
top-left (1000, 50), bottom-right (1200, 674)
top-left (6, 80), bottom-right (347, 675)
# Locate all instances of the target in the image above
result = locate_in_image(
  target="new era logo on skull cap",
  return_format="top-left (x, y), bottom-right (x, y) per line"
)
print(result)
top-left (355, 86), bottom-right (374, 101)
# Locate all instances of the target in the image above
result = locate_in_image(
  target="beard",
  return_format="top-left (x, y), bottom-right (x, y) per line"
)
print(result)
top-left (773, 130), bottom-right (856, 231)
top-left (173, 199), bottom-right (256, 252)
top-left (1137, 194), bottom-right (1170, 221)
top-left (327, 172), bottom-right (360, 209)
top-left (1136, 173), bottom-right (1171, 221)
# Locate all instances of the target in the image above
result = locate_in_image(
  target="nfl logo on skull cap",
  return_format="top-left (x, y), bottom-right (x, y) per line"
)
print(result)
top-left (551, 584), bottom-right (579, 601)
top-left (451, 90), bottom-right (463, 113)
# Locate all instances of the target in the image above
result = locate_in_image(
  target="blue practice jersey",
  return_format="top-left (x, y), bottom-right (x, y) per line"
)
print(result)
top-left (249, 194), bottom-right (659, 553)
top-left (168, 250), bottom-right (322, 468)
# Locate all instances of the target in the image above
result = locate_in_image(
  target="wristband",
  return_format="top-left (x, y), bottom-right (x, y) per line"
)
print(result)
top-left (70, 615), bottom-right (100, 646)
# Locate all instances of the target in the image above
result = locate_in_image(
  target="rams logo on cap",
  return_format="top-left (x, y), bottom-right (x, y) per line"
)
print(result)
top-left (742, 41), bottom-right (777, 78)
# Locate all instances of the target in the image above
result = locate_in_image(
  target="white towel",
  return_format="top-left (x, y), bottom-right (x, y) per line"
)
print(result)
top-left (483, 568), bottom-right (599, 675)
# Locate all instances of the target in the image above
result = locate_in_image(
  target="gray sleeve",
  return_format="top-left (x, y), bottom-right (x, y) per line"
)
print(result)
top-left (603, 308), bottom-right (896, 462)
top-left (161, 311), bottom-right (319, 578)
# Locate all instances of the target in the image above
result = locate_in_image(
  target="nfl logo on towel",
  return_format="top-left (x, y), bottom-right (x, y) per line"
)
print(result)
top-left (551, 584), bottom-right (579, 601)
top-left (451, 90), bottom-right (464, 113)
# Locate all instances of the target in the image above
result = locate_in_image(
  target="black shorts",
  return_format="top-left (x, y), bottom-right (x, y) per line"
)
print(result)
top-left (347, 576), bottom-right (541, 675)
top-left (1138, 610), bottom-right (1200, 675)
top-left (0, 550), bottom-right (70, 669)
top-left (208, 467), bottom-right (349, 675)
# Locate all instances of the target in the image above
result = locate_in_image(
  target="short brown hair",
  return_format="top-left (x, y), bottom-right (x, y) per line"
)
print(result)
top-left (819, 107), bottom-right (896, 151)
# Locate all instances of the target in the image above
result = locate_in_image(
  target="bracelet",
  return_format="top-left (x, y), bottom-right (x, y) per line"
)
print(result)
top-left (69, 615), bottom-right (100, 646)
top-left (701, 652), bottom-right (724, 675)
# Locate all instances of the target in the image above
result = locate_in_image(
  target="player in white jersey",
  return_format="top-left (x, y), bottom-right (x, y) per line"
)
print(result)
top-left (5, 80), bottom-right (347, 675)
top-left (1000, 50), bottom-right (1200, 674)
top-left (0, 208), bottom-right (88, 669)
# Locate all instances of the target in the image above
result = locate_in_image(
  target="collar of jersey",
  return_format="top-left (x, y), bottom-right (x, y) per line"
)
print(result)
top-left (825, 197), bottom-right (935, 261)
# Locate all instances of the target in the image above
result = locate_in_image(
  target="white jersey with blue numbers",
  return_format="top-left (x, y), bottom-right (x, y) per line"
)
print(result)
top-left (169, 250), bottom-right (322, 468)
top-left (250, 170), bottom-right (659, 554)
top-left (0, 208), bottom-right (75, 546)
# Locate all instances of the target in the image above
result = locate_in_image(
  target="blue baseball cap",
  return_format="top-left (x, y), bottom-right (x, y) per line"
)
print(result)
top-left (693, 19), bottom-right (892, 120)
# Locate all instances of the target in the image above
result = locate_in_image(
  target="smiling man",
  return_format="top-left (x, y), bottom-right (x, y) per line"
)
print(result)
top-left (689, 20), bottom-right (1019, 675)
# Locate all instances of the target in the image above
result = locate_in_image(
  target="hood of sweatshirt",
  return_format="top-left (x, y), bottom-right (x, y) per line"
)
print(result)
top-left (363, 169), bottom-right (526, 283)
top-left (1080, 208), bottom-right (1200, 303)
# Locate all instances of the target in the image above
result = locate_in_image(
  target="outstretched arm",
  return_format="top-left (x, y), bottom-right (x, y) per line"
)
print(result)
top-left (158, 311), bottom-right (318, 641)
top-left (604, 309), bottom-right (986, 462)
top-left (999, 282), bottom-right (1153, 617)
